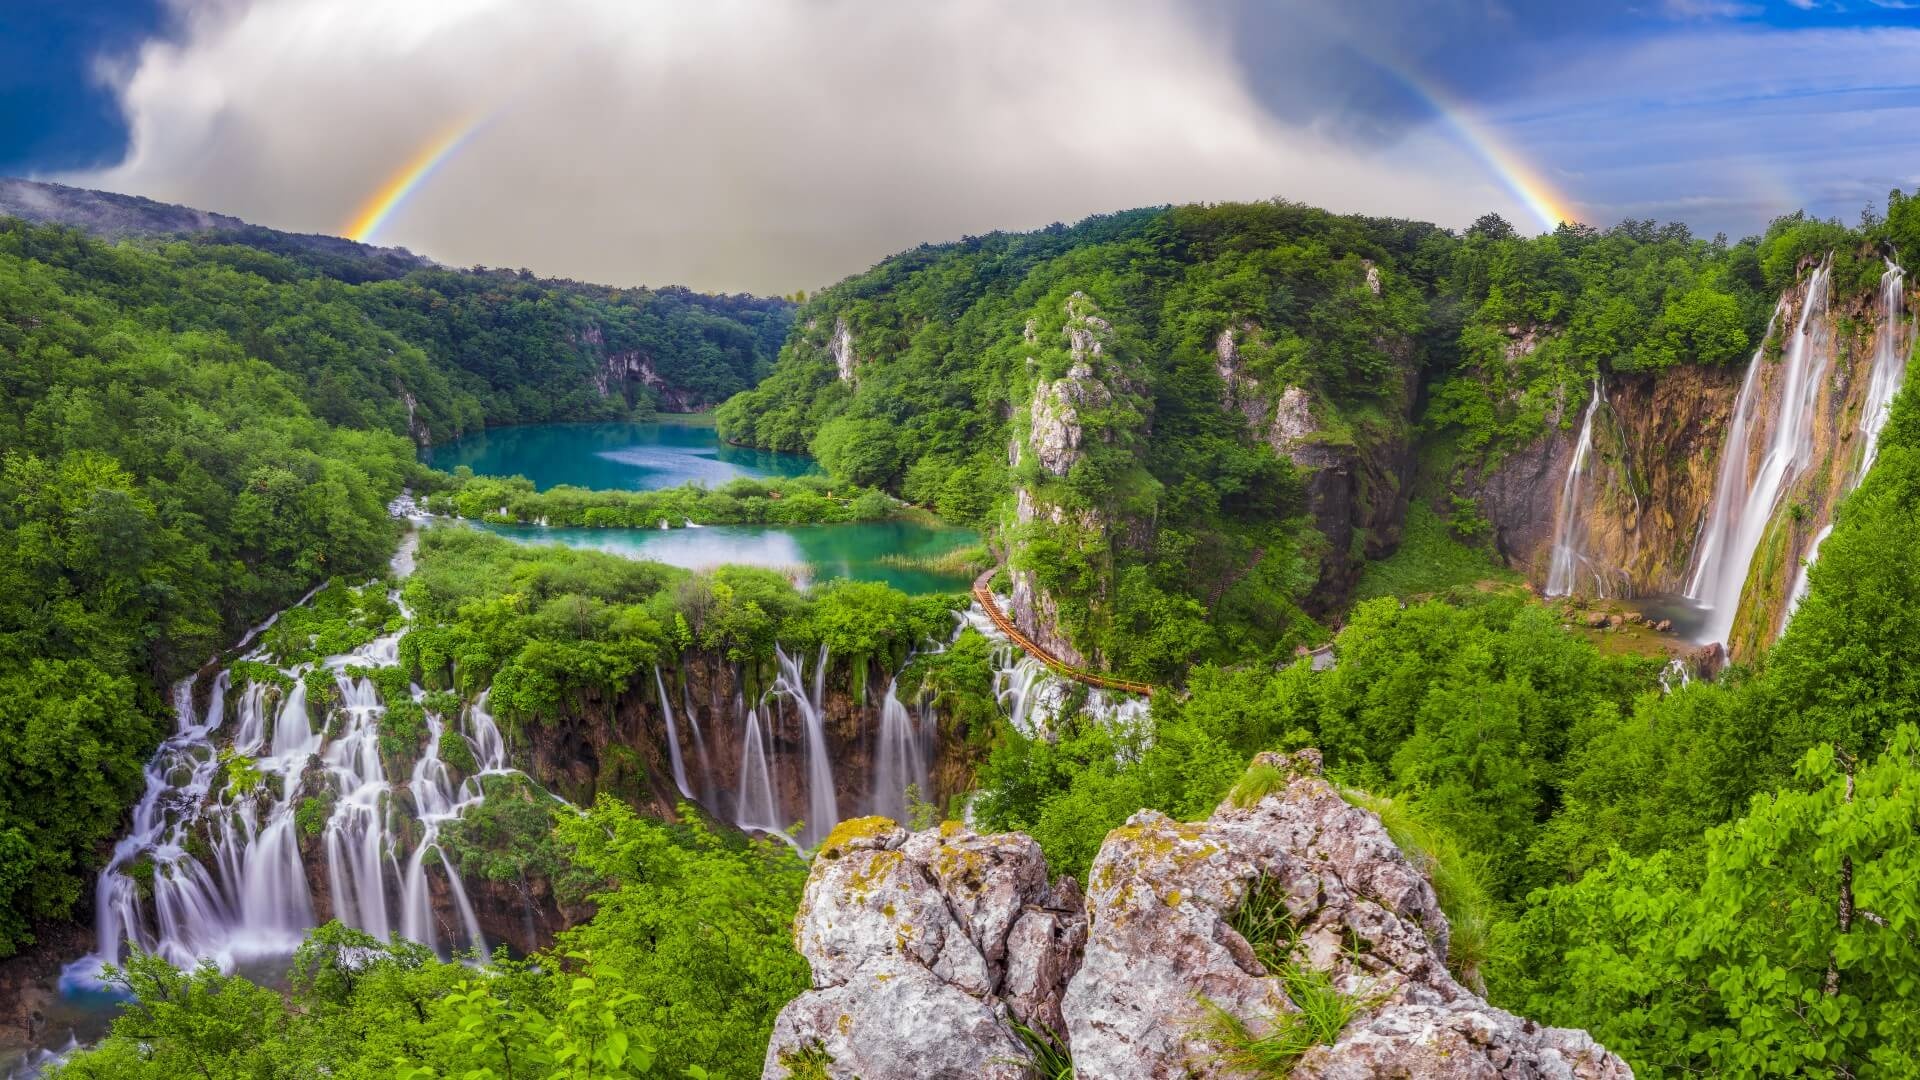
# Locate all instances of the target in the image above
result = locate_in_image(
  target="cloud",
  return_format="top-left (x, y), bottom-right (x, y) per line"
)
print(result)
top-left (63, 0), bottom-right (1514, 294)
top-left (1659, 0), bottom-right (1763, 19)
top-left (1488, 25), bottom-right (1920, 236)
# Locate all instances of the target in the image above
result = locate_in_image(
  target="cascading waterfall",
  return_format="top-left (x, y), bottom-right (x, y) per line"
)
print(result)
top-left (733, 703), bottom-right (785, 841)
top-left (62, 533), bottom-right (518, 988)
top-left (1855, 258), bottom-right (1911, 483)
top-left (1685, 261), bottom-right (1830, 646)
top-left (1545, 378), bottom-right (1606, 598)
top-left (770, 644), bottom-right (837, 846)
top-left (1782, 258), bottom-right (1910, 630)
top-left (654, 666), bottom-right (695, 799)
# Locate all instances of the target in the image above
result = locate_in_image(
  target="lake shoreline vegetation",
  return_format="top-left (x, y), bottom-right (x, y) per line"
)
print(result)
top-left (8, 190), bottom-right (1920, 1077)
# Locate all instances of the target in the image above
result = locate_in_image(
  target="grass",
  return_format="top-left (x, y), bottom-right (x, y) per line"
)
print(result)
top-left (1011, 1020), bottom-right (1075, 1080)
top-left (1230, 873), bottom-right (1302, 972)
top-left (1226, 762), bottom-right (1289, 810)
top-left (1195, 964), bottom-right (1366, 1076)
top-left (1353, 503), bottom-right (1522, 603)
top-left (1195, 874), bottom-right (1369, 1075)
top-left (1340, 789), bottom-right (1503, 993)
top-left (876, 543), bottom-right (992, 577)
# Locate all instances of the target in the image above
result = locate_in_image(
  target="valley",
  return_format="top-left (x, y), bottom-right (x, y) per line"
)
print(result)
top-left (4, 185), bottom-right (1920, 1078)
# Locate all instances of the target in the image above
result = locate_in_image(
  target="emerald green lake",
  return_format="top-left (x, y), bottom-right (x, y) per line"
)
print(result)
top-left (422, 418), bottom-right (818, 492)
top-left (422, 421), bottom-right (977, 594)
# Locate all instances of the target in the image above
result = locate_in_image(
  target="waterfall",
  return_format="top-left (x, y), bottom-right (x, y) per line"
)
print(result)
top-left (654, 665), bottom-right (695, 799)
top-left (733, 705), bottom-right (786, 843)
top-left (1779, 260), bottom-right (1913, 634)
top-left (869, 674), bottom-right (935, 824)
top-left (63, 535), bottom-right (521, 988)
top-left (399, 692), bottom-right (487, 959)
top-left (1855, 258), bottom-right (1911, 483)
top-left (770, 644), bottom-right (837, 846)
top-left (961, 605), bottom-right (1149, 738)
top-left (1545, 378), bottom-right (1606, 598)
top-left (1685, 261), bottom-right (1830, 646)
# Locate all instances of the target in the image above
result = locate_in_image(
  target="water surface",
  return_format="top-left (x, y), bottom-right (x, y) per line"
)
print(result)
top-left (470, 520), bottom-right (978, 594)
top-left (422, 419), bottom-right (816, 492)
top-left (422, 421), bottom-right (975, 593)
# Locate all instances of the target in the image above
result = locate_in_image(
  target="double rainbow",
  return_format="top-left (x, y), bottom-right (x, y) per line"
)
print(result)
top-left (341, 115), bottom-right (489, 244)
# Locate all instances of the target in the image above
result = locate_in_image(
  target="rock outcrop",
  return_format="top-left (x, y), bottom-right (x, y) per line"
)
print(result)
top-left (765, 752), bottom-right (1630, 1079)
top-left (763, 818), bottom-right (1086, 1079)
top-left (1006, 292), bottom-right (1145, 670)
top-left (1214, 321), bottom-right (1417, 611)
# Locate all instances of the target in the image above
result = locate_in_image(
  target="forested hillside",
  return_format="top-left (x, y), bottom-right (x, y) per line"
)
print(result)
top-left (0, 215), bottom-right (789, 956)
top-left (717, 200), bottom-right (1875, 681)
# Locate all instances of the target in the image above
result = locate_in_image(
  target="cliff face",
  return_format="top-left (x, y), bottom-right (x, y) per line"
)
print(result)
top-left (1215, 315), bottom-right (1417, 612)
top-left (1006, 293), bottom-right (1150, 670)
top-left (764, 750), bottom-right (1630, 1079)
top-left (1472, 365), bottom-right (1743, 592)
top-left (1472, 265), bottom-right (1912, 661)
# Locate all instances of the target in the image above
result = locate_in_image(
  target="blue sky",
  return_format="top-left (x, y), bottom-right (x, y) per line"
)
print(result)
top-left (4, 1), bottom-right (1918, 291)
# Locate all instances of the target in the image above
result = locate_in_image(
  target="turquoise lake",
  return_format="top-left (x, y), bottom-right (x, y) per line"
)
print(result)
top-left (421, 417), bottom-right (817, 491)
top-left (421, 421), bottom-right (978, 594)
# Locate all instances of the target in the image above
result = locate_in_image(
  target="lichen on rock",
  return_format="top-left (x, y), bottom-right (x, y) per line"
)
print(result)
top-left (766, 753), bottom-right (1630, 1079)
top-left (763, 817), bottom-right (1086, 1080)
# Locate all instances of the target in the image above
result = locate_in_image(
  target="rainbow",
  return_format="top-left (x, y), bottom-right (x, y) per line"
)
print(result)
top-left (1409, 78), bottom-right (1580, 233)
top-left (1314, 24), bottom-right (1582, 234)
top-left (341, 116), bottom-right (488, 243)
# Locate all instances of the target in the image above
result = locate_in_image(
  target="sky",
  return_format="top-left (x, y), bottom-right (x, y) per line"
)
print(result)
top-left (3, 0), bottom-right (1918, 294)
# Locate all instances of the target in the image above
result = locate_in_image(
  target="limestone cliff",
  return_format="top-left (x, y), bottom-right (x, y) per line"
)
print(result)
top-left (1469, 364), bottom-right (1742, 592)
top-left (1470, 260), bottom-right (1913, 662)
top-left (1005, 292), bottom-right (1150, 670)
top-left (1214, 318), bottom-right (1417, 610)
top-left (763, 751), bottom-right (1630, 1079)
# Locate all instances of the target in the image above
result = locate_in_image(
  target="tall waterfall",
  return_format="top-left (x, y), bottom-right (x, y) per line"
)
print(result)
top-left (1783, 258), bottom-right (1911, 629)
top-left (63, 536), bottom-right (515, 987)
top-left (1855, 258), bottom-right (1911, 483)
top-left (1685, 261), bottom-right (1830, 646)
top-left (1545, 378), bottom-right (1606, 598)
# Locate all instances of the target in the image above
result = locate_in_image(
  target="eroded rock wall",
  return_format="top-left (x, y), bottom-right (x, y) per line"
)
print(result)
top-left (1214, 322), bottom-right (1417, 611)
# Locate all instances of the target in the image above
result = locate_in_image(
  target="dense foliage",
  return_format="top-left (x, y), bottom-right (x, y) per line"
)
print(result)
top-left (425, 471), bottom-right (901, 528)
top-left (50, 799), bottom-right (808, 1080)
top-left (397, 528), bottom-right (959, 727)
top-left (0, 216), bottom-right (786, 957)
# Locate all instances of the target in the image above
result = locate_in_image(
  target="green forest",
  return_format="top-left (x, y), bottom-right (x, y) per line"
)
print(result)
top-left (8, 189), bottom-right (1920, 1078)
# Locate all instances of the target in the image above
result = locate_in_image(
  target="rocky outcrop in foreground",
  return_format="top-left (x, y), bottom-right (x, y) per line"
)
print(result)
top-left (764, 751), bottom-right (1630, 1079)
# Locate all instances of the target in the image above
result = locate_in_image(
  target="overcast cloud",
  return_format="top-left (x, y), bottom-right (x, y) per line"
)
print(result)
top-left (65, 0), bottom-right (1516, 293)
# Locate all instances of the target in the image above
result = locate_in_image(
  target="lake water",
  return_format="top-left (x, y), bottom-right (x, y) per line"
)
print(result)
top-left (421, 421), bottom-right (977, 594)
top-left (422, 418), bottom-right (817, 491)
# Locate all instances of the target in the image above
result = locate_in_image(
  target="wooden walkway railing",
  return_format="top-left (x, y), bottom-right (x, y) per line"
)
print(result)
top-left (972, 570), bottom-right (1155, 696)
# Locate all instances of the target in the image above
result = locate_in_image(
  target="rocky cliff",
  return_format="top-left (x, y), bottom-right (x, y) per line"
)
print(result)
top-left (1215, 311), bottom-right (1417, 612)
top-left (763, 750), bottom-right (1630, 1079)
top-left (1469, 261), bottom-right (1913, 660)
top-left (1468, 363), bottom-right (1743, 593)
top-left (1006, 292), bottom-right (1151, 670)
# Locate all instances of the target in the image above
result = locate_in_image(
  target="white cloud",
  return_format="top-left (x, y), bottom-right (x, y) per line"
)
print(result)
top-left (64, 0), bottom-right (1510, 293)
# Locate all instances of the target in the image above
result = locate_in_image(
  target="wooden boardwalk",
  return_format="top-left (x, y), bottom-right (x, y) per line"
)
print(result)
top-left (971, 570), bottom-right (1155, 696)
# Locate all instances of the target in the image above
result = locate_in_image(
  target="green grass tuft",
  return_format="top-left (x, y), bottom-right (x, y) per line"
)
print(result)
top-left (1353, 503), bottom-right (1521, 603)
top-left (1226, 762), bottom-right (1289, 810)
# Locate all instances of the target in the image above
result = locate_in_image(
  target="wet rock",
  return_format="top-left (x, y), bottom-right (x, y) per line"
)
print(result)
top-left (763, 818), bottom-right (1086, 1080)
